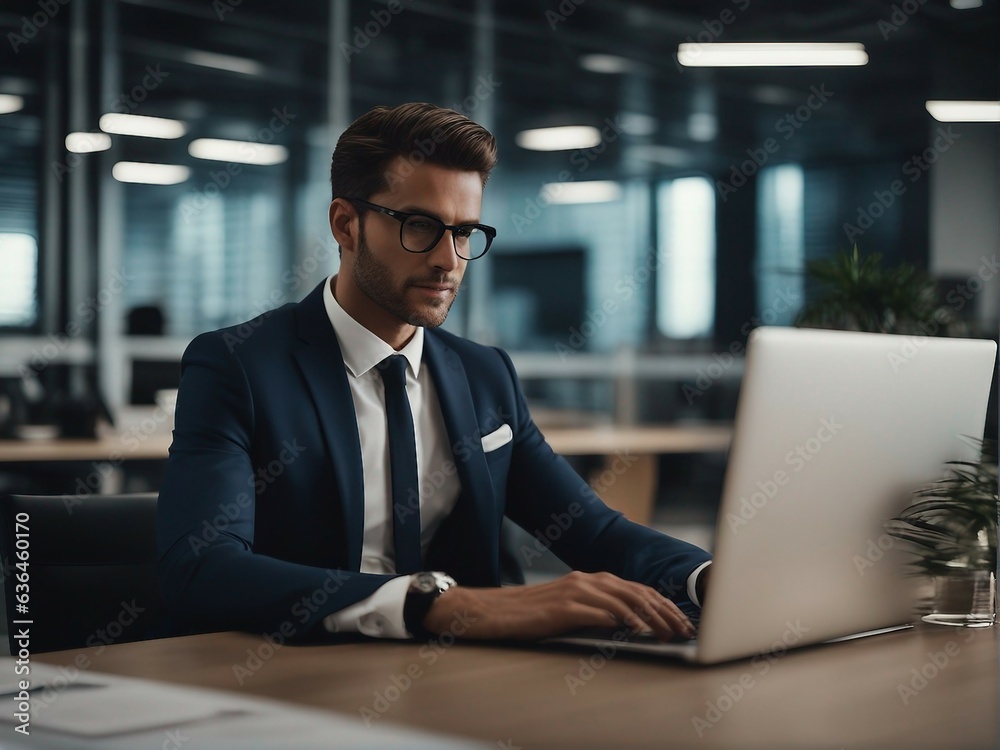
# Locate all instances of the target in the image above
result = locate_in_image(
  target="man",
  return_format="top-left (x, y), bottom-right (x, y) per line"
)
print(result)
top-left (156, 102), bottom-right (712, 644)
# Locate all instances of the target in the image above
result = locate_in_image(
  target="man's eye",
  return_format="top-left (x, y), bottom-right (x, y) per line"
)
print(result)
top-left (454, 227), bottom-right (473, 239)
top-left (407, 219), bottom-right (436, 232)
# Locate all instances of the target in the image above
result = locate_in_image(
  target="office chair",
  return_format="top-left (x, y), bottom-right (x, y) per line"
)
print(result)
top-left (0, 493), bottom-right (167, 654)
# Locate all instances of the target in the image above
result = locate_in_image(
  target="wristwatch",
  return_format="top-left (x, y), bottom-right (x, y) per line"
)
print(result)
top-left (403, 571), bottom-right (457, 640)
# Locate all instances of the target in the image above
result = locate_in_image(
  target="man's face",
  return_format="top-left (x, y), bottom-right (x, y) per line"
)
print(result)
top-left (351, 157), bottom-right (483, 330)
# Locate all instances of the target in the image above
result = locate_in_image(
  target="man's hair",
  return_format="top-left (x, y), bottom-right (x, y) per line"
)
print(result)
top-left (330, 102), bottom-right (497, 202)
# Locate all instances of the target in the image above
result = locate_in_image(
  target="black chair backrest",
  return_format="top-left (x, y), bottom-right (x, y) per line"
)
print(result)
top-left (0, 493), bottom-right (166, 654)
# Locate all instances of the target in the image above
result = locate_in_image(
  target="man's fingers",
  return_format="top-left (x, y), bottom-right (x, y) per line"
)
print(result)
top-left (595, 579), bottom-right (695, 638)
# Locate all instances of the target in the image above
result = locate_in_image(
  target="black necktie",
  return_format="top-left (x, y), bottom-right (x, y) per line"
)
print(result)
top-left (375, 354), bottom-right (422, 574)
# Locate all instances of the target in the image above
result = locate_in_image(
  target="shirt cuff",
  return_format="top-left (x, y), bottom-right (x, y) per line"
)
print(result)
top-left (687, 561), bottom-right (713, 608)
top-left (323, 575), bottom-right (411, 638)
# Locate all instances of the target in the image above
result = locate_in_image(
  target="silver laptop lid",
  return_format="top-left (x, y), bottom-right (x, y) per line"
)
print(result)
top-left (696, 326), bottom-right (996, 664)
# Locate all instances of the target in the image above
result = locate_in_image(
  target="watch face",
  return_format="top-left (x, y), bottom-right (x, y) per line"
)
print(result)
top-left (413, 572), bottom-right (455, 594)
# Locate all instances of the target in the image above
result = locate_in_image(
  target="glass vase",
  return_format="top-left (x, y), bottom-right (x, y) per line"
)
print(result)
top-left (921, 569), bottom-right (996, 627)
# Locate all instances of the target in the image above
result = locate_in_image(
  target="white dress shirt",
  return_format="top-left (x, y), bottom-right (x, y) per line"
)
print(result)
top-left (321, 275), bottom-right (460, 638)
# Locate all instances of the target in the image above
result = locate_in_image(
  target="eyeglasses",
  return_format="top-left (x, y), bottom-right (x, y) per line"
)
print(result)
top-left (345, 197), bottom-right (496, 260)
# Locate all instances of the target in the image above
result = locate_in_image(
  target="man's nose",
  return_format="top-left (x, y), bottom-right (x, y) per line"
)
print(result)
top-left (427, 230), bottom-right (461, 271)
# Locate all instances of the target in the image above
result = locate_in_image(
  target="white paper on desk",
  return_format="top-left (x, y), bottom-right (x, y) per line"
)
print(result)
top-left (0, 660), bottom-right (251, 738)
top-left (0, 658), bottom-right (106, 695)
top-left (28, 684), bottom-right (251, 737)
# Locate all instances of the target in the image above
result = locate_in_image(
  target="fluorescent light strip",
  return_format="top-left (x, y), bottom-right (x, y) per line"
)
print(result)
top-left (112, 162), bottom-right (190, 185)
top-left (515, 126), bottom-right (602, 151)
top-left (100, 113), bottom-right (186, 139)
top-left (188, 138), bottom-right (288, 165)
top-left (540, 180), bottom-right (622, 204)
top-left (0, 95), bottom-right (24, 115)
top-left (677, 42), bottom-right (868, 67)
top-left (579, 54), bottom-right (638, 74)
top-left (925, 100), bottom-right (1000, 122)
top-left (182, 50), bottom-right (265, 76)
top-left (65, 132), bottom-right (112, 153)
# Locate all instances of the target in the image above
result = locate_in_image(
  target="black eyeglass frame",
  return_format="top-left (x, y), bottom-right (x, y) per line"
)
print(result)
top-left (344, 196), bottom-right (496, 260)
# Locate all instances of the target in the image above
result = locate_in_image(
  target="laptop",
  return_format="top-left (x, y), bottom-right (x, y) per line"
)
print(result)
top-left (545, 326), bottom-right (997, 665)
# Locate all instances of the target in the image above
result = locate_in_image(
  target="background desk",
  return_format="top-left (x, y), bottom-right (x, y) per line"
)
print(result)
top-left (0, 416), bottom-right (733, 525)
top-left (37, 623), bottom-right (998, 749)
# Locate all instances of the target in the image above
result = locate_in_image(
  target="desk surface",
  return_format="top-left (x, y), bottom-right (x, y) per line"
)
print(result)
top-left (38, 623), bottom-right (998, 749)
top-left (0, 422), bottom-right (732, 463)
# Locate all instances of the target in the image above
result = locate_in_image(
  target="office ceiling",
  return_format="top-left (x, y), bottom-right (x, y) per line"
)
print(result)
top-left (0, 0), bottom-right (997, 178)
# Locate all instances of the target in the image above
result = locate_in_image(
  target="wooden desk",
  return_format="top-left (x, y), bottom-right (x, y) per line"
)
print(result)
top-left (36, 624), bottom-right (998, 748)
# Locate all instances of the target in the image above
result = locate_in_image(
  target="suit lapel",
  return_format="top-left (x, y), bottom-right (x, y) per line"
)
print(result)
top-left (290, 280), bottom-right (499, 581)
top-left (292, 281), bottom-right (365, 570)
top-left (423, 330), bottom-right (499, 583)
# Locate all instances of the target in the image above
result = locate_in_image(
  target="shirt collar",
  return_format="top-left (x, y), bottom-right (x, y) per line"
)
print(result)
top-left (322, 274), bottom-right (424, 379)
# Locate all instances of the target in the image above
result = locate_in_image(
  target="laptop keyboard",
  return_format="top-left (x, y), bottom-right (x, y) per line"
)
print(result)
top-left (560, 625), bottom-right (697, 645)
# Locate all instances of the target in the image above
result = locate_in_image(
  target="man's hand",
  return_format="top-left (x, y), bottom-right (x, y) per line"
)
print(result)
top-left (422, 571), bottom-right (695, 643)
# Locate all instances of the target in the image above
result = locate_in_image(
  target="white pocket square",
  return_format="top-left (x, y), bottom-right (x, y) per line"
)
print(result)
top-left (481, 423), bottom-right (513, 453)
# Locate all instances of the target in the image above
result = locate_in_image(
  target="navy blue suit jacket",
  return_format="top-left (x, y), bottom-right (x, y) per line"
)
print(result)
top-left (156, 280), bottom-right (712, 638)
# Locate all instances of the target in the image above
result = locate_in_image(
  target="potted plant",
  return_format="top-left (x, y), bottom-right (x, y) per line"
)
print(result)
top-left (794, 244), bottom-right (969, 337)
top-left (884, 436), bottom-right (998, 627)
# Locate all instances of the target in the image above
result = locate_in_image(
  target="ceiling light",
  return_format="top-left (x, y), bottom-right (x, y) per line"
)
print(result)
top-left (949, 0), bottom-right (982, 8)
top-left (687, 113), bottom-right (718, 142)
top-left (626, 145), bottom-right (689, 167)
top-left (515, 126), bottom-right (602, 151)
top-left (65, 132), bottom-right (112, 153)
top-left (182, 50), bottom-right (265, 76)
top-left (540, 180), bottom-right (622, 204)
top-left (0, 95), bottom-right (24, 115)
top-left (112, 162), bottom-right (190, 185)
top-left (189, 138), bottom-right (288, 165)
top-left (620, 112), bottom-right (658, 137)
top-left (677, 42), bottom-right (868, 67)
top-left (579, 54), bottom-right (641, 74)
top-left (99, 113), bottom-right (186, 139)
top-left (925, 100), bottom-right (1000, 122)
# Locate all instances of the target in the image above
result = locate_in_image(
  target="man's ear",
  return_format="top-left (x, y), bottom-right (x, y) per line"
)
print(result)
top-left (329, 198), bottom-right (358, 254)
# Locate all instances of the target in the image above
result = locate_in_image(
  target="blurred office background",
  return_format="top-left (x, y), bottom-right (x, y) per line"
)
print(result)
top-left (0, 0), bottom-right (997, 547)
